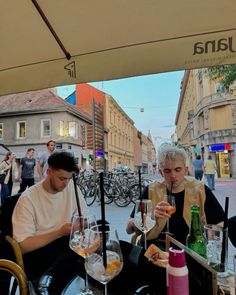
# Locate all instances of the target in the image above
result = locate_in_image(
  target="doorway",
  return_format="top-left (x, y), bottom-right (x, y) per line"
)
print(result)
top-left (216, 152), bottom-right (230, 178)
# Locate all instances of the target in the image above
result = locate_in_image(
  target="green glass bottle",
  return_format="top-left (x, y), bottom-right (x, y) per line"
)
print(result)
top-left (186, 204), bottom-right (207, 258)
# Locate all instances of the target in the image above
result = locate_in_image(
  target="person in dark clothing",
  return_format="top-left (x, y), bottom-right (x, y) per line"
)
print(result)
top-left (192, 154), bottom-right (204, 180)
top-left (18, 148), bottom-right (36, 193)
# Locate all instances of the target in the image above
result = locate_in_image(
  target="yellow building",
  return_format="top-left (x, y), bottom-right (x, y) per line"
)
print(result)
top-left (175, 69), bottom-right (236, 178)
top-left (104, 94), bottom-right (135, 171)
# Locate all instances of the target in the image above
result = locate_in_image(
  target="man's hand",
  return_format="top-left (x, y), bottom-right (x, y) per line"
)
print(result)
top-left (59, 223), bottom-right (72, 237)
top-left (154, 200), bottom-right (172, 219)
top-left (126, 218), bottom-right (139, 234)
top-left (19, 223), bottom-right (73, 254)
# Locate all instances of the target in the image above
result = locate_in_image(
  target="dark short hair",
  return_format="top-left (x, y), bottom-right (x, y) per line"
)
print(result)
top-left (27, 148), bottom-right (35, 153)
top-left (48, 151), bottom-right (79, 172)
top-left (47, 140), bottom-right (56, 147)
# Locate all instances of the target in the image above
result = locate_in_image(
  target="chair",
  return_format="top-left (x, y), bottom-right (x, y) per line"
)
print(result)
top-left (228, 216), bottom-right (236, 248)
top-left (0, 259), bottom-right (28, 295)
top-left (0, 193), bottom-right (23, 263)
top-left (0, 193), bottom-right (25, 293)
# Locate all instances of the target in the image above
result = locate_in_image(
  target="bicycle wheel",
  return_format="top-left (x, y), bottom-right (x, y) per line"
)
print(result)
top-left (130, 183), bottom-right (145, 203)
top-left (103, 183), bottom-right (114, 204)
top-left (84, 186), bottom-right (97, 206)
top-left (113, 188), bottom-right (131, 207)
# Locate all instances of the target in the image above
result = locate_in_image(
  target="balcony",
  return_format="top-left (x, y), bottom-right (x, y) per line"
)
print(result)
top-left (196, 92), bottom-right (233, 113)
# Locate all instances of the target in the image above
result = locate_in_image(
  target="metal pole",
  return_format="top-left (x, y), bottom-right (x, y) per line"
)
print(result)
top-left (93, 99), bottom-right (97, 174)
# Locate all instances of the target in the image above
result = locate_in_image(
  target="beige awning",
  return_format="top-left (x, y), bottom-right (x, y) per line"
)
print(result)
top-left (1, 0), bottom-right (236, 96)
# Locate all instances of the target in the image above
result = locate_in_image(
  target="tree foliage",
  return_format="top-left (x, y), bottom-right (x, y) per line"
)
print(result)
top-left (204, 65), bottom-right (236, 90)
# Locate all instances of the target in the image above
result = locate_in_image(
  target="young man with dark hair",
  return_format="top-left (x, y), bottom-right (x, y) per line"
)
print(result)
top-left (37, 140), bottom-right (56, 180)
top-left (192, 154), bottom-right (204, 180)
top-left (12, 151), bottom-right (88, 281)
top-left (18, 148), bottom-right (36, 193)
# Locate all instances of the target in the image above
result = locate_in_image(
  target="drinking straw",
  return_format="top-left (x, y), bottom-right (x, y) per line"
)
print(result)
top-left (99, 172), bottom-right (107, 268)
top-left (169, 181), bottom-right (173, 197)
top-left (220, 196), bottom-right (229, 272)
top-left (72, 173), bottom-right (82, 217)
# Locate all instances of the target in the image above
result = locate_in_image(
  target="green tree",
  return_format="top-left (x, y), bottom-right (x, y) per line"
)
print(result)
top-left (204, 65), bottom-right (236, 90)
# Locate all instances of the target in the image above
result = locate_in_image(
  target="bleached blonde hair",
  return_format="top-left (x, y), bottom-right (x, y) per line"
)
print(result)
top-left (157, 143), bottom-right (187, 168)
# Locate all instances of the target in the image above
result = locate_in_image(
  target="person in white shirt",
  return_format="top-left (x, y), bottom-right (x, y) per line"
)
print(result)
top-left (37, 140), bottom-right (56, 180)
top-left (12, 151), bottom-right (88, 281)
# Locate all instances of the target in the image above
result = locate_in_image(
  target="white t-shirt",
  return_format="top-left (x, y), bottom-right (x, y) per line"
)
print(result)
top-left (12, 180), bottom-right (88, 243)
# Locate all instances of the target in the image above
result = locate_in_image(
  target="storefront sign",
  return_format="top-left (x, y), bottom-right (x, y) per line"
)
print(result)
top-left (209, 143), bottom-right (232, 152)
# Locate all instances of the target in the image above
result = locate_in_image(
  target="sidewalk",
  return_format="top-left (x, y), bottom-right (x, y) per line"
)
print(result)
top-left (216, 177), bottom-right (236, 183)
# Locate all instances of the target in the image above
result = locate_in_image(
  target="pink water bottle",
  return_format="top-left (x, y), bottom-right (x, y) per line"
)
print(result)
top-left (166, 247), bottom-right (189, 295)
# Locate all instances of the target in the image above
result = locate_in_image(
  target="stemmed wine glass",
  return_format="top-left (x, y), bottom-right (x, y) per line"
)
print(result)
top-left (69, 214), bottom-right (97, 295)
top-left (84, 225), bottom-right (123, 295)
top-left (162, 195), bottom-right (176, 235)
top-left (133, 199), bottom-right (155, 249)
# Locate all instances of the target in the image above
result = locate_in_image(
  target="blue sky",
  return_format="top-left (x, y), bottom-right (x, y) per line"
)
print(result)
top-left (57, 70), bottom-right (184, 147)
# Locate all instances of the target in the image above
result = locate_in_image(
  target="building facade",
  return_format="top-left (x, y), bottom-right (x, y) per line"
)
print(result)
top-left (72, 83), bottom-right (135, 171)
top-left (67, 84), bottom-right (108, 170)
top-left (175, 69), bottom-right (236, 178)
top-left (147, 131), bottom-right (157, 174)
top-left (133, 127), bottom-right (142, 172)
top-left (0, 89), bottom-right (91, 173)
top-left (105, 94), bottom-right (135, 171)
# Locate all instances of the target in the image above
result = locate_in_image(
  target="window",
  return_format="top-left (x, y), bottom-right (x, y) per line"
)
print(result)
top-left (80, 124), bottom-right (86, 146)
top-left (41, 119), bottom-right (51, 137)
top-left (215, 82), bottom-right (225, 93)
top-left (59, 121), bottom-right (64, 136)
top-left (0, 123), bottom-right (3, 139)
top-left (17, 121), bottom-right (26, 138)
top-left (68, 121), bottom-right (77, 138)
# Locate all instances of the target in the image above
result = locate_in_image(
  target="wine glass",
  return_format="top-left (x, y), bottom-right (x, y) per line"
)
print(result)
top-left (133, 199), bottom-right (155, 250)
top-left (69, 214), bottom-right (97, 295)
top-left (162, 195), bottom-right (176, 235)
top-left (84, 225), bottom-right (123, 295)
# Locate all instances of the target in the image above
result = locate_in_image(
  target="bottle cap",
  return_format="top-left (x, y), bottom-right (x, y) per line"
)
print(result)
top-left (168, 247), bottom-right (186, 267)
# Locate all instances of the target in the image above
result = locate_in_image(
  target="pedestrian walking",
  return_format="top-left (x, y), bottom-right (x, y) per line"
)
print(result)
top-left (0, 151), bottom-right (16, 205)
top-left (204, 155), bottom-right (217, 190)
top-left (18, 148), bottom-right (36, 193)
top-left (192, 155), bottom-right (204, 180)
top-left (37, 140), bottom-right (56, 180)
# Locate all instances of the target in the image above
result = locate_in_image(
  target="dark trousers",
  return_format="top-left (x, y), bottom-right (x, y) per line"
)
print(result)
top-left (1, 184), bottom-right (9, 205)
top-left (194, 170), bottom-right (203, 180)
top-left (23, 236), bottom-right (75, 280)
top-left (18, 178), bottom-right (35, 193)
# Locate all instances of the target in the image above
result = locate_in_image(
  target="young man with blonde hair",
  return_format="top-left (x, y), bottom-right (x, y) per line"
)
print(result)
top-left (127, 144), bottom-right (224, 246)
